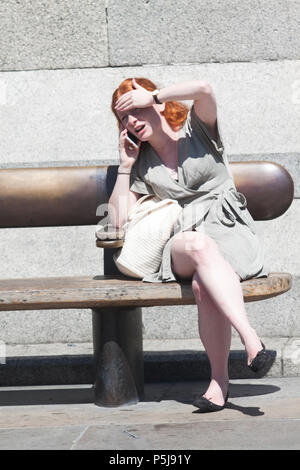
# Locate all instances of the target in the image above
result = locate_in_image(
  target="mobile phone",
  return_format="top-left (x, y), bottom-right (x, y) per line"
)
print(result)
top-left (126, 131), bottom-right (140, 149)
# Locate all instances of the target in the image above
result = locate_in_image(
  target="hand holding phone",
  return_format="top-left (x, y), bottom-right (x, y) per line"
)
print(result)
top-left (119, 128), bottom-right (141, 168)
top-left (125, 130), bottom-right (140, 150)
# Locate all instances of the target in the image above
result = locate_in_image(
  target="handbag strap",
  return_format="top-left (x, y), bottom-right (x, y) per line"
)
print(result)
top-left (127, 194), bottom-right (156, 218)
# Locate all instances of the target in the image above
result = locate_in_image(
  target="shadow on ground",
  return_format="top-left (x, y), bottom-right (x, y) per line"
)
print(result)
top-left (0, 380), bottom-right (280, 411)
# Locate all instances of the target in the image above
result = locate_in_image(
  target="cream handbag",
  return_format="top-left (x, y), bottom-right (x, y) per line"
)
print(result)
top-left (113, 194), bottom-right (182, 279)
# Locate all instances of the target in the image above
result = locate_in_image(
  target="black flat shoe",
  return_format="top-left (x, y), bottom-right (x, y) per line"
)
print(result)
top-left (193, 391), bottom-right (229, 413)
top-left (248, 341), bottom-right (272, 373)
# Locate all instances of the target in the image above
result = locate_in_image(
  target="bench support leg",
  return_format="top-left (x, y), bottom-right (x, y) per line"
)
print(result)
top-left (92, 306), bottom-right (144, 407)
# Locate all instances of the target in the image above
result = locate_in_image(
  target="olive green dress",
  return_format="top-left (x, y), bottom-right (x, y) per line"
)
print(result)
top-left (128, 105), bottom-right (269, 283)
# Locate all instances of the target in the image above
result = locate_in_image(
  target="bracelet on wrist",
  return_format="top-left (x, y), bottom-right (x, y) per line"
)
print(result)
top-left (118, 171), bottom-right (131, 175)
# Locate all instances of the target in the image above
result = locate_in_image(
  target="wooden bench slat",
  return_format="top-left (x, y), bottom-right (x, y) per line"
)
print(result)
top-left (0, 273), bottom-right (292, 311)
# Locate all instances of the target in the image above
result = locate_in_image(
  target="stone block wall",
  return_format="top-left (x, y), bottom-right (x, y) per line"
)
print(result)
top-left (0, 0), bottom-right (299, 345)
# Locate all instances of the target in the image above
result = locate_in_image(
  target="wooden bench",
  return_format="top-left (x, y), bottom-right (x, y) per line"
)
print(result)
top-left (0, 162), bottom-right (294, 407)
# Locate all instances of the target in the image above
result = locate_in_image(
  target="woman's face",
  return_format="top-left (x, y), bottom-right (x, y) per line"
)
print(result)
top-left (116, 104), bottom-right (162, 142)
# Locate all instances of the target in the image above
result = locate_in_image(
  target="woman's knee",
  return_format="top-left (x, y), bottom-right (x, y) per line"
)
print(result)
top-left (184, 231), bottom-right (211, 252)
top-left (171, 231), bottom-right (218, 278)
top-left (174, 231), bottom-right (217, 261)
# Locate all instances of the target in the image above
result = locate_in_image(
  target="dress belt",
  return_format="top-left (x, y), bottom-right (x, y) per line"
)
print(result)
top-left (215, 187), bottom-right (254, 230)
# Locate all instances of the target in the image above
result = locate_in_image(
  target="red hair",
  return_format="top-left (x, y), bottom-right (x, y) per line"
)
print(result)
top-left (111, 77), bottom-right (189, 131)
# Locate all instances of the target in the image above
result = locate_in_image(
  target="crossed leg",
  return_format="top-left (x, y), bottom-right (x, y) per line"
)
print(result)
top-left (193, 271), bottom-right (231, 405)
top-left (171, 230), bottom-right (262, 405)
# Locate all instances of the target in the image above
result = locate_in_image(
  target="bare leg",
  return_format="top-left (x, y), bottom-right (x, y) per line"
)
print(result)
top-left (192, 271), bottom-right (231, 405)
top-left (171, 231), bottom-right (263, 367)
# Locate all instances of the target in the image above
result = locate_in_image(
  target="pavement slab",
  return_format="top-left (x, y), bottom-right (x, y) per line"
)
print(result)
top-left (0, 377), bottom-right (300, 450)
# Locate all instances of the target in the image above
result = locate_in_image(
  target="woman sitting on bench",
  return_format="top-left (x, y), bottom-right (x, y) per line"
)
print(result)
top-left (109, 77), bottom-right (272, 413)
